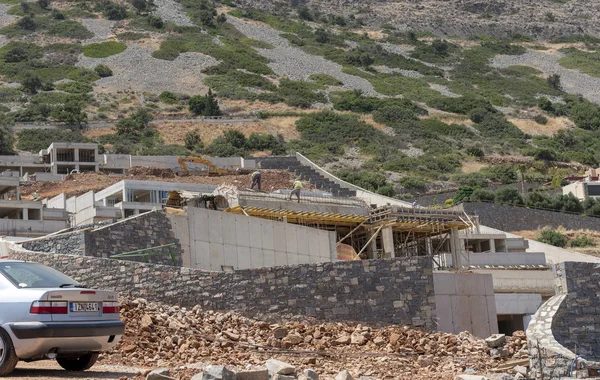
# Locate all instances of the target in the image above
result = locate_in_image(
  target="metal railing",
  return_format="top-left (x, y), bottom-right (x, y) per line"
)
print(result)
top-left (109, 243), bottom-right (180, 265)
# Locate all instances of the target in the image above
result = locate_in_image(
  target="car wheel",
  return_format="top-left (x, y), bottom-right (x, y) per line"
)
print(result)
top-left (0, 328), bottom-right (19, 377)
top-left (56, 353), bottom-right (99, 371)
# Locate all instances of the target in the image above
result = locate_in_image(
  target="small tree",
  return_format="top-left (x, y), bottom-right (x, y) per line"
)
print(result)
top-left (103, 3), bottom-right (128, 20)
top-left (537, 229), bottom-right (567, 248)
top-left (297, 6), bottom-right (312, 20)
top-left (223, 130), bottom-right (246, 148)
top-left (37, 0), bottom-right (50, 9)
top-left (0, 126), bottom-right (15, 155)
top-left (216, 13), bottom-right (226, 25)
top-left (131, 0), bottom-right (155, 14)
top-left (21, 73), bottom-right (42, 94)
top-left (147, 15), bottom-right (164, 28)
top-left (94, 64), bottom-right (113, 77)
top-left (17, 16), bottom-right (36, 31)
top-left (189, 89), bottom-right (221, 116)
top-left (184, 129), bottom-right (202, 150)
top-left (547, 74), bottom-right (563, 91)
top-left (51, 98), bottom-right (88, 126)
top-left (494, 187), bottom-right (523, 205)
top-left (188, 95), bottom-right (206, 115)
top-left (315, 29), bottom-right (330, 44)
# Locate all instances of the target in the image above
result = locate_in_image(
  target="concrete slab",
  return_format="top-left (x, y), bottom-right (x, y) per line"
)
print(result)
top-left (435, 294), bottom-right (454, 333)
top-left (433, 273), bottom-right (457, 296)
top-left (194, 241), bottom-right (210, 268)
top-left (223, 244), bottom-right (238, 268)
top-left (469, 296), bottom-right (491, 338)
top-left (208, 212), bottom-right (223, 244)
top-left (285, 224), bottom-right (298, 254)
top-left (451, 295), bottom-right (471, 333)
top-left (222, 213), bottom-right (237, 246)
top-left (248, 219), bottom-right (263, 249)
top-left (263, 249), bottom-right (275, 267)
top-left (237, 245), bottom-right (251, 270)
top-left (261, 220), bottom-right (274, 251)
top-left (235, 215), bottom-right (250, 248)
top-left (250, 247), bottom-right (264, 268)
top-left (209, 242), bottom-right (224, 271)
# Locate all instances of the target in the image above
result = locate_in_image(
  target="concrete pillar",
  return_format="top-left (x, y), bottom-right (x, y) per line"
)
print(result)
top-left (450, 227), bottom-right (462, 268)
top-left (74, 148), bottom-right (79, 162)
top-left (425, 237), bottom-right (433, 255)
top-left (366, 230), bottom-right (378, 259)
top-left (381, 226), bottom-right (394, 258)
top-left (489, 239), bottom-right (496, 253)
top-left (475, 241), bottom-right (481, 253)
top-left (22, 208), bottom-right (28, 221)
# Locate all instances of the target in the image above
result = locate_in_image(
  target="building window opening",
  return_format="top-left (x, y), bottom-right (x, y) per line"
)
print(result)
top-left (56, 149), bottom-right (74, 162)
top-left (497, 314), bottom-right (525, 336)
top-left (79, 149), bottom-right (95, 163)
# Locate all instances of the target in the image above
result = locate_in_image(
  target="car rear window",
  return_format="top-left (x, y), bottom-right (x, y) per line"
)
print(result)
top-left (0, 262), bottom-right (81, 288)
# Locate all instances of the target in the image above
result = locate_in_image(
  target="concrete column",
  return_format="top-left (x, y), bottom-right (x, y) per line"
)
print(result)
top-left (475, 241), bottom-right (481, 253)
top-left (22, 208), bottom-right (28, 221)
top-left (381, 226), bottom-right (395, 258)
top-left (425, 237), bottom-right (433, 255)
top-left (74, 148), bottom-right (79, 162)
top-left (450, 227), bottom-right (461, 268)
top-left (366, 230), bottom-right (378, 259)
top-left (489, 239), bottom-right (496, 253)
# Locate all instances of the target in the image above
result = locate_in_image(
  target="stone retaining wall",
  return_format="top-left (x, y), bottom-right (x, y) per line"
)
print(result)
top-left (8, 246), bottom-right (435, 328)
top-left (527, 262), bottom-right (600, 379)
top-left (21, 211), bottom-right (181, 266)
top-left (461, 202), bottom-right (600, 232)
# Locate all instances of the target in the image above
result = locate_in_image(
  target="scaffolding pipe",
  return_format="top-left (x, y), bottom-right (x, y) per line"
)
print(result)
top-left (337, 221), bottom-right (366, 244)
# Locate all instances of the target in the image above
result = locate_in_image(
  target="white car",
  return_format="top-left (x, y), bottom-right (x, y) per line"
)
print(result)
top-left (0, 260), bottom-right (125, 376)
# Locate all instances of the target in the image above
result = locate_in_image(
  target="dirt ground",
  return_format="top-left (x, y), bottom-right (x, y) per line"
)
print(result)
top-left (6, 361), bottom-right (146, 380)
top-left (19, 170), bottom-right (311, 200)
top-left (509, 116), bottom-right (572, 136)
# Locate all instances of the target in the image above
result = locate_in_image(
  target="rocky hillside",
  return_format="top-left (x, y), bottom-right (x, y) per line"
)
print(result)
top-left (235, 0), bottom-right (600, 40)
top-left (3, 0), bottom-right (600, 200)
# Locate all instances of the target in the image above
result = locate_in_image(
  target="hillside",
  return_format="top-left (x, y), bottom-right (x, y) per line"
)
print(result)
top-left (2, 0), bottom-right (600, 200)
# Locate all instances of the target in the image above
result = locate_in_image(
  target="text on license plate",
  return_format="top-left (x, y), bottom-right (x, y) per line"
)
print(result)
top-left (70, 302), bottom-right (99, 312)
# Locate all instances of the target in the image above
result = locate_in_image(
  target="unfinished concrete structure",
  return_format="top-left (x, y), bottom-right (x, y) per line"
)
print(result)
top-left (0, 174), bottom-right (69, 237)
top-left (0, 142), bottom-right (254, 180)
top-left (562, 178), bottom-right (600, 200)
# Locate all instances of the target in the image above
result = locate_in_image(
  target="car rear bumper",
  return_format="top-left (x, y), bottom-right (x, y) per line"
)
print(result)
top-left (5, 321), bottom-right (125, 359)
top-left (8, 320), bottom-right (125, 339)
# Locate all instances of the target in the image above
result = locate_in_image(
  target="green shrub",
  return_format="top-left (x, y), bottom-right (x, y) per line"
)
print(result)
top-left (159, 91), bottom-right (178, 104)
top-left (494, 187), bottom-right (523, 205)
top-left (82, 41), bottom-right (127, 58)
top-left (469, 188), bottom-right (495, 202)
top-left (337, 170), bottom-right (393, 195)
top-left (453, 186), bottom-right (476, 204)
top-left (184, 128), bottom-right (202, 150)
top-left (451, 172), bottom-right (488, 187)
top-left (189, 89), bottom-right (221, 116)
top-left (537, 229), bottom-right (567, 248)
top-left (101, 2), bottom-right (128, 20)
top-left (533, 114), bottom-right (548, 124)
top-left (483, 164), bottom-right (517, 184)
top-left (117, 32), bottom-right (148, 40)
top-left (55, 81), bottom-right (93, 93)
top-left (147, 15), bottom-right (164, 29)
top-left (466, 146), bottom-right (484, 157)
top-left (94, 64), bottom-right (113, 77)
top-left (308, 73), bottom-right (342, 87)
top-left (569, 235), bottom-right (596, 248)
top-left (399, 176), bottom-right (426, 189)
top-left (47, 20), bottom-right (93, 39)
top-left (241, 38), bottom-right (274, 49)
top-left (17, 128), bottom-right (90, 152)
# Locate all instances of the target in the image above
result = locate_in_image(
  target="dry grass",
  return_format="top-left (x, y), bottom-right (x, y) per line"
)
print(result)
top-left (461, 161), bottom-right (488, 174)
top-left (83, 126), bottom-right (114, 139)
top-left (351, 29), bottom-right (388, 40)
top-left (509, 116), bottom-right (572, 136)
top-left (359, 114), bottom-right (389, 131)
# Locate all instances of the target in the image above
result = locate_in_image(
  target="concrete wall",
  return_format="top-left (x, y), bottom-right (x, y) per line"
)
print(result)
top-left (495, 293), bottom-right (542, 315)
top-left (170, 207), bottom-right (337, 271)
top-left (438, 251), bottom-right (547, 267)
top-left (461, 202), bottom-right (600, 232)
top-left (472, 269), bottom-right (554, 295)
top-left (8, 246), bottom-right (436, 328)
top-left (433, 272), bottom-right (499, 338)
top-left (46, 193), bottom-right (66, 209)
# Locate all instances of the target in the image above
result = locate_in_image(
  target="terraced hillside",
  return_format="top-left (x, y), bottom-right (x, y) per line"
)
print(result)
top-left (2, 0), bottom-right (600, 203)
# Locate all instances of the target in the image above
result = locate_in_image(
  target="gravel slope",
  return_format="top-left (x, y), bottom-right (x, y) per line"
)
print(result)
top-left (227, 16), bottom-right (379, 96)
top-left (79, 18), bottom-right (116, 43)
top-left (491, 50), bottom-right (600, 104)
top-left (77, 44), bottom-right (219, 94)
top-left (152, 0), bottom-right (195, 27)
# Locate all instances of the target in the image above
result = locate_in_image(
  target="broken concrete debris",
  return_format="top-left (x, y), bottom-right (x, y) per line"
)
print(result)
top-left (485, 334), bottom-right (506, 348)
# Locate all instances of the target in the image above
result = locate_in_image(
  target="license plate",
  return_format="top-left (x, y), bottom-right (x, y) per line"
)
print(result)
top-left (70, 302), bottom-right (99, 312)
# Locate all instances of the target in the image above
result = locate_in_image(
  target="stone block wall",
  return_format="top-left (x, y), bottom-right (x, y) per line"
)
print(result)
top-left (21, 211), bottom-right (182, 266)
top-left (8, 246), bottom-right (435, 329)
top-left (461, 202), bottom-right (600, 232)
top-left (527, 262), bottom-right (600, 379)
top-left (84, 211), bottom-right (182, 266)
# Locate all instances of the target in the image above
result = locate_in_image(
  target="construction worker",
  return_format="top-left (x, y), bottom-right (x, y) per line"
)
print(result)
top-left (289, 179), bottom-right (302, 203)
top-left (250, 171), bottom-right (261, 191)
top-left (33, 191), bottom-right (39, 201)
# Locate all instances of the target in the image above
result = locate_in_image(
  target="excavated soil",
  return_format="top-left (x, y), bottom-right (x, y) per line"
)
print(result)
top-left (19, 170), bottom-right (312, 200)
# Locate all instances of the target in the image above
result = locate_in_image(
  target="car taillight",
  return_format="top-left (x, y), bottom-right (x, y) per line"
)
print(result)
top-left (30, 301), bottom-right (68, 314)
top-left (102, 301), bottom-right (119, 314)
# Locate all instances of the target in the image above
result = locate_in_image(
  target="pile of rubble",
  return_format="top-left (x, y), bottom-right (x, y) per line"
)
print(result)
top-left (126, 167), bottom-right (177, 178)
top-left (102, 298), bottom-right (530, 379)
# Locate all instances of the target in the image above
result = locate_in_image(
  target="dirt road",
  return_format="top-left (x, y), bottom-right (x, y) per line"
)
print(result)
top-left (6, 361), bottom-right (145, 379)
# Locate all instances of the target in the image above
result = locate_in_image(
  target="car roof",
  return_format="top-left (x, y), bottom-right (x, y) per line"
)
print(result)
top-left (0, 260), bottom-right (26, 263)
